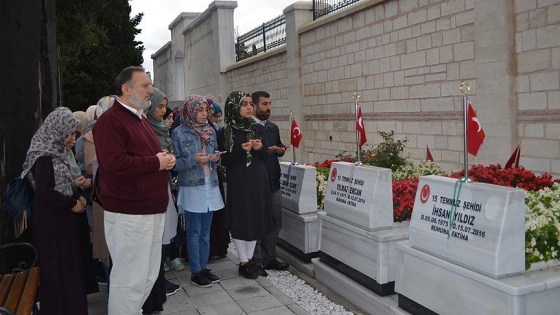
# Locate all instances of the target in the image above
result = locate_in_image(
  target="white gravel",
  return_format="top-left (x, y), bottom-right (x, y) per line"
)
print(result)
top-left (265, 269), bottom-right (355, 315)
top-left (229, 240), bottom-right (354, 315)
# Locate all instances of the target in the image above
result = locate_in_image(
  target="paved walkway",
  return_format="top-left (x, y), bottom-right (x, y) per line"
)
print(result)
top-left (87, 251), bottom-right (312, 315)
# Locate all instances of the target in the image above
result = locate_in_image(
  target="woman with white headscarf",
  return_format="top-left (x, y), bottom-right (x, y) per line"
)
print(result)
top-left (21, 110), bottom-right (88, 314)
top-left (82, 96), bottom-right (115, 274)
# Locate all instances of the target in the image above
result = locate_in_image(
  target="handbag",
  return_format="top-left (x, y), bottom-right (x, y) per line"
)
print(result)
top-left (90, 168), bottom-right (103, 207)
top-left (3, 176), bottom-right (35, 221)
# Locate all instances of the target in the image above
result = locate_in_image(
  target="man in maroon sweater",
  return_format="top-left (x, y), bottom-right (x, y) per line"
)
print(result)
top-left (93, 66), bottom-right (176, 314)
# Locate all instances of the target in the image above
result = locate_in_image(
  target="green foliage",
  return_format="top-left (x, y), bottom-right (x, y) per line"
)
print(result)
top-left (372, 130), bottom-right (409, 171)
top-left (57, 0), bottom-right (144, 111)
top-left (393, 160), bottom-right (446, 181)
top-left (525, 183), bottom-right (560, 269)
top-left (334, 130), bottom-right (409, 172)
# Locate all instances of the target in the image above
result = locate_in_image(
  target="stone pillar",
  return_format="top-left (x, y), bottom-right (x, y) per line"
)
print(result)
top-left (284, 1), bottom-right (313, 163)
top-left (473, 0), bottom-right (516, 165)
top-left (168, 12), bottom-right (199, 102)
top-left (212, 1), bottom-right (237, 100)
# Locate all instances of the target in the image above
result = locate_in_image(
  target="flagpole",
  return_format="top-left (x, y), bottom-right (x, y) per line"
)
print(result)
top-left (353, 93), bottom-right (362, 165)
top-left (290, 109), bottom-right (297, 165)
top-left (461, 82), bottom-right (470, 178)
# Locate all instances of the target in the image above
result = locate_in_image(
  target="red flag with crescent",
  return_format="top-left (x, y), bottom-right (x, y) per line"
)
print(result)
top-left (504, 145), bottom-right (521, 169)
top-left (426, 145), bottom-right (434, 162)
top-left (291, 119), bottom-right (303, 148)
top-left (467, 102), bottom-right (485, 156)
top-left (356, 106), bottom-right (367, 147)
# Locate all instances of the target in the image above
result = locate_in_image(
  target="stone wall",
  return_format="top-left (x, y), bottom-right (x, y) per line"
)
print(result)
top-left (152, 41), bottom-right (173, 97)
top-left (226, 48), bottom-right (292, 137)
top-left (154, 0), bottom-right (560, 176)
top-left (515, 0), bottom-right (560, 174)
top-left (152, 2), bottom-right (237, 103)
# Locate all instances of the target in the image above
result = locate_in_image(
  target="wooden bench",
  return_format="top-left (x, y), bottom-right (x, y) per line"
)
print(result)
top-left (0, 243), bottom-right (40, 315)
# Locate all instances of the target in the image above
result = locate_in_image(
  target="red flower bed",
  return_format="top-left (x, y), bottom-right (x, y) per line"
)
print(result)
top-left (447, 164), bottom-right (557, 192)
top-left (393, 178), bottom-right (418, 222)
top-left (315, 158), bottom-right (559, 222)
top-left (313, 156), bottom-right (354, 170)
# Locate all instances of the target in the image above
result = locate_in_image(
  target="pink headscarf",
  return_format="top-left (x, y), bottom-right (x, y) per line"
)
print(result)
top-left (182, 95), bottom-right (213, 145)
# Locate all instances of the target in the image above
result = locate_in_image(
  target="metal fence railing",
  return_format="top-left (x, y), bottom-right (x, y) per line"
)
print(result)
top-left (313, 0), bottom-right (365, 20)
top-left (236, 15), bottom-right (286, 62)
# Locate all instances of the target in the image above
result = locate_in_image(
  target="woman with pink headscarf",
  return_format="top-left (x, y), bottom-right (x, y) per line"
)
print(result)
top-left (172, 95), bottom-right (224, 287)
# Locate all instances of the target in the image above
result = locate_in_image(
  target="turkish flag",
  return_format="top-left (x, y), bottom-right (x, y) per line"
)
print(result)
top-left (291, 119), bottom-right (303, 148)
top-left (504, 145), bottom-right (521, 169)
top-left (426, 145), bottom-right (434, 162)
top-left (356, 106), bottom-right (367, 147)
top-left (467, 102), bottom-right (485, 156)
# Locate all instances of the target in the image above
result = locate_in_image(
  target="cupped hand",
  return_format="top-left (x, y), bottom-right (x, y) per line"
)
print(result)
top-left (252, 139), bottom-right (263, 151)
top-left (241, 141), bottom-right (253, 152)
top-left (74, 176), bottom-right (86, 187)
top-left (167, 153), bottom-right (176, 169)
top-left (72, 199), bottom-right (85, 213)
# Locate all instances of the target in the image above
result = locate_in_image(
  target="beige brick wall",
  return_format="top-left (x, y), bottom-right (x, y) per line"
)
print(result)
top-left (516, 0), bottom-right (560, 174)
top-left (226, 49), bottom-right (292, 139)
top-left (300, 0), bottom-right (475, 169)
top-left (215, 0), bottom-right (560, 176)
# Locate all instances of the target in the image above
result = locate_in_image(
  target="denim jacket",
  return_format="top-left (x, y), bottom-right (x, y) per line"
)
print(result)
top-left (171, 124), bottom-right (219, 187)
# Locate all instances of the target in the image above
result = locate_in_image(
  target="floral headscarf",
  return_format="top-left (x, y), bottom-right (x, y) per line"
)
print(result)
top-left (223, 91), bottom-right (255, 152)
top-left (21, 110), bottom-right (81, 196)
top-left (95, 96), bottom-right (116, 119)
top-left (182, 95), bottom-right (213, 145)
top-left (146, 88), bottom-right (172, 151)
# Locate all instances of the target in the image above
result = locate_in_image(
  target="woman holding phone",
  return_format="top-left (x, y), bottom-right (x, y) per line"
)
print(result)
top-left (171, 95), bottom-right (224, 287)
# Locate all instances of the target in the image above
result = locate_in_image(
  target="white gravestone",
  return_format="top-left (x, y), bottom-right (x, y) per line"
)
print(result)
top-left (324, 162), bottom-right (392, 231)
top-left (279, 162), bottom-right (317, 214)
top-left (409, 175), bottom-right (525, 278)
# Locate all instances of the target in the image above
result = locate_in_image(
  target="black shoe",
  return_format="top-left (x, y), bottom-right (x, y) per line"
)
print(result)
top-left (247, 259), bottom-right (268, 277)
top-left (191, 272), bottom-right (212, 288)
top-left (264, 259), bottom-right (289, 270)
top-left (238, 263), bottom-right (258, 279)
top-left (165, 280), bottom-right (181, 296)
top-left (201, 269), bottom-right (220, 283)
top-left (254, 263), bottom-right (268, 277)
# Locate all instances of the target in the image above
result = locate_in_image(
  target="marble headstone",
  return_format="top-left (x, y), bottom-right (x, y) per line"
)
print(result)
top-left (324, 162), bottom-right (393, 231)
top-left (279, 162), bottom-right (318, 214)
top-left (409, 175), bottom-right (525, 278)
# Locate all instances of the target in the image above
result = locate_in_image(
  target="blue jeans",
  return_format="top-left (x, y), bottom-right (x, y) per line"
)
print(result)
top-left (185, 211), bottom-right (213, 274)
